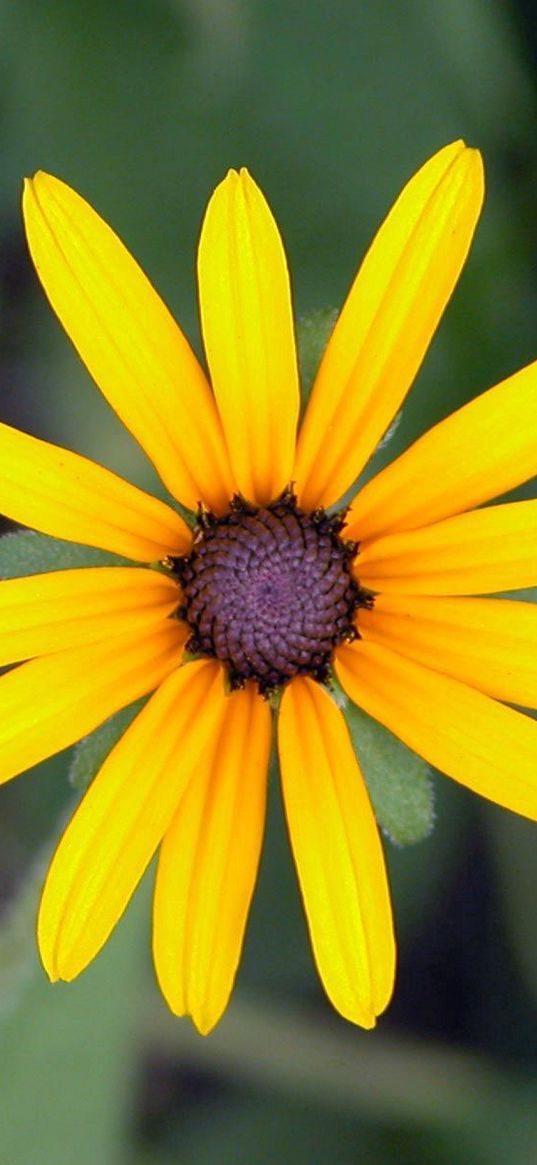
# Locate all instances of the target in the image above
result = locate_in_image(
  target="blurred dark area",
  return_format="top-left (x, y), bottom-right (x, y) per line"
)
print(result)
top-left (3, 2), bottom-right (537, 1163)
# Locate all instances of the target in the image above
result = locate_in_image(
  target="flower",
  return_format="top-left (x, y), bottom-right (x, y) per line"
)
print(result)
top-left (1, 139), bottom-right (536, 1035)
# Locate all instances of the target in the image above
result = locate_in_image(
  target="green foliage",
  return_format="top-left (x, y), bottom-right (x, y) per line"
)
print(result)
top-left (296, 308), bottom-right (338, 410)
top-left (0, 530), bottom-right (131, 578)
top-left (343, 698), bottom-right (435, 846)
top-left (0, 847), bottom-right (52, 1017)
top-left (1, 864), bottom-right (151, 1165)
top-left (69, 698), bottom-right (148, 791)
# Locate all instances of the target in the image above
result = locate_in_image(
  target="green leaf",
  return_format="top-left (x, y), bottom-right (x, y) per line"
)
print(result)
top-left (0, 530), bottom-right (132, 578)
top-left (500, 588), bottom-right (537, 603)
top-left (296, 308), bottom-right (337, 410)
top-left (343, 698), bottom-right (435, 846)
top-left (69, 698), bottom-right (148, 791)
top-left (1, 855), bottom-right (152, 1165)
top-left (0, 844), bottom-right (53, 1018)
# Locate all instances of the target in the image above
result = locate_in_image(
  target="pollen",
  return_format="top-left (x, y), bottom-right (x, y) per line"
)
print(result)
top-left (171, 489), bottom-right (373, 694)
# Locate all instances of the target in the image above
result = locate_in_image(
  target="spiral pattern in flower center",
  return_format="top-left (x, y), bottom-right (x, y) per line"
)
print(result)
top-left (171, 490), bottom-right (371, 695)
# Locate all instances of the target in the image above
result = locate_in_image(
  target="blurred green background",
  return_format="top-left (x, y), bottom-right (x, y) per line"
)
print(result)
top-left (3, 1), bottom-right (537, 1162)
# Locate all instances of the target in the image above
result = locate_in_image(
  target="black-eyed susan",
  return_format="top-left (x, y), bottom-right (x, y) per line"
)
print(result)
top-left (1, 140), bottom-right (536, 1034)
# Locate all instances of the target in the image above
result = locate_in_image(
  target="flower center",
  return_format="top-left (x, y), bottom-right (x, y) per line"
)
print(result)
top-left (170, 489), bottom-right (372, 695)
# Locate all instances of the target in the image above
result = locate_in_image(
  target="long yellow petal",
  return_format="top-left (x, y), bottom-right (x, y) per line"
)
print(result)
top-left (294, 141), bottom-right (484, 509)
top-left (0, 567), bottom-right (179, 665)
top-left (38, 660), bottom-right (224, 981)
top-left (360, 594), bottom-right (537, 708)
top-left (278, 677), bottom-right (395, 1027)
top-left (198, 168), bottom-right (300, 504)
top-left (0, 621), bottom-right (184, 785)
top-left (0, 421), bottom-right (189, 560)
top-left (23, 173), bottom-right (233, 512)
top-left (153, 683), bottom-right (271, 1034)
top-left (356, 500), bottom-right (537, 595)
top-left (347, 360), bottom-right (537, 541)
top-left (336, 641), bottom-right (537, 820)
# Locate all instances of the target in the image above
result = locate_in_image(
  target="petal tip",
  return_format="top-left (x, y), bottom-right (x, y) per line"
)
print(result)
top-left (218, 166), bottom-right (260, 206)
top-left (470, 146), bottom-right (485, 187)
top-left (336, 998), bottom-right (378, 1030)
top-left (38, 937), bottom-right (58, 983)
top-left (454, 143), bottom-right (485, 202)
top-left (221, 167), bottom-right (240, 189)
top-left (465, 143), bottom-right (484, 170)
top-left (430, 140), bottom-right (484, 197)
top-left (24, 170), bottom-right (49, 189)
top-left (192, 1010), bottom-right (220, 1037)
top-left (26, 169), bottom-right (56, 196)
top-left (22, 175), bottom-right (36, 210)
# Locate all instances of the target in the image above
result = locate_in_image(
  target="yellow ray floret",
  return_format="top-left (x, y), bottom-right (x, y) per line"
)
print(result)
top-left (278, 678), bottom-right (395, 1027)
top-left (294, 140), bottom-right (484, 510)
top-left (357, 499), bottom-right (537, 595)
top-left (23, 172), bottom-right (233, 513)
top-left (347, 359), bottom-right (537, 540)
top-left (0, 567), bottom-right (179, 665)
top-left (0, 622), bottom-right (184, 786)
top-left (359, 593), bottom-right (537, 709)
top-left (198, 168), bottom-right (300, 505)
top-left (336, 641), bottom-right (537, 821)
top-left (0, 420), bottom-right (189, 560)
top-left (153, 681), bottom-right (271, 1034)
top-left (38, 660), bottom-right (226, 982)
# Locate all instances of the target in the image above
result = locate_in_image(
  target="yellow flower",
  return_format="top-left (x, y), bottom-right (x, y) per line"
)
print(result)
top-left (1, 139), bottom-right (536, 1035)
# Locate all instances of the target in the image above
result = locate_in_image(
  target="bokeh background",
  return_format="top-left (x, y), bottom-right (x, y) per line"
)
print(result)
top-left (2, 2), bottom-right (537, 1162)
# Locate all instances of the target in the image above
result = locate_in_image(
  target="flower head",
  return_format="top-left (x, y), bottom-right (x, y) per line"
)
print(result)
top-left (2, 141), bottom-right (537, 1034)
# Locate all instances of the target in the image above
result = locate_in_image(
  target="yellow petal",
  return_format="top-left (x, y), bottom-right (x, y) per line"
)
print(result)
top-left (0, 420), bottom-right (189, 560)
top-left (360, 594), bottom-right (537, 708)
top-left (198, 168), bottom-right (300, 504)
top-left (0, 567), bottom-right (179, 665)
top-left (153, 682), bottom-right (271, 1034)
top-left (38, 660), bottom-right (224, 981)
top-left (336, 640), bottom-right (537, 821)
top-left (294, 141), bottom-right (484, 509)
top-left (347, 360), bottom-right (537, 542)
top-left (0, 621), bottom-right (184, 785)
top-left (23, 173), bottom-right (233, 512)
top-left (356, 500), bottom-right (537, 595)
top-left (278, 677), bottom-right (395, 1026)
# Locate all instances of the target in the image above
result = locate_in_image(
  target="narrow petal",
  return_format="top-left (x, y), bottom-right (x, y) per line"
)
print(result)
top-left (360, 594), bottom-right (537, 708)
top-left (347, 360), bottom-right (537, 541)
top-left (198, 168), bottom-right (300, 504)
top-left (23, 173), bottom-right (233, 512)
top-left (278, 677), bottom-right (395, 1027)
top-left (294, 141), bottom-right (484, 509)
top-left (38, 660), bottom-right (224, 981)
top-left (336, 641), bottom-right (537, 821)
top-left (153, 683), bottom-right (271, 1034)
top-left (0, 421), bottom-right (189, 560)
top-left (0, 567), bottom-right (179, 665)
top-left (356, 500), bottom-right (537, 595)
top-left (0, 621), bottom-right (184, 785)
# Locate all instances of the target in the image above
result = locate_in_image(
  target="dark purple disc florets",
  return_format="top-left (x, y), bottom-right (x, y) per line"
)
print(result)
top-left (170, 489), bottom-right (372, 695)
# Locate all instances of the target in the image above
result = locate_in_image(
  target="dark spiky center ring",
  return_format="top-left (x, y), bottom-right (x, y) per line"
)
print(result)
top-left (169, 488), bottom-right (373, 696)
